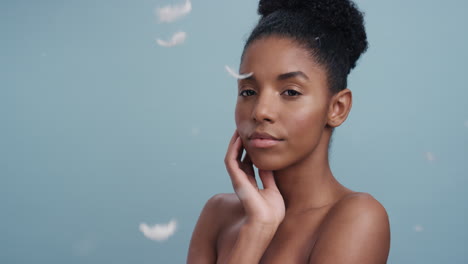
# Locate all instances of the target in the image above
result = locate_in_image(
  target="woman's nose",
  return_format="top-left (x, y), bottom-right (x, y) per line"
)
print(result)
top-left (251, 92), bottom-right (276, 123)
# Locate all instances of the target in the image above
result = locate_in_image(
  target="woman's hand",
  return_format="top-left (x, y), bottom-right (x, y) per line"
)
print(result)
top-left (224, 130), bottom-right (285, 228)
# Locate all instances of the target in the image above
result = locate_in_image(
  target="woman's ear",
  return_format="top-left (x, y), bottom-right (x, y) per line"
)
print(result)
top-left (327, 88), bottom-right (352, 128)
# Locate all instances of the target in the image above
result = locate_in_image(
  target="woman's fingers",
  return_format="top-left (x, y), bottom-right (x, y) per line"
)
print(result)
top-left (224, 134), bottom-right (241, 178)
top-left (241, 153), bottom-right (255, 176)
top-left (228, 129), bottom-right (239, 145)
top-left (258, 169), bottom-right (278, 191)
top-left (224, 132), bottom-right (257, 195)
top-left (241, 153), bottom-right (258, 189)
top-left (225, 131), bottom-right (285, 226)
top-left (224, 130), bottom-right (240, 170)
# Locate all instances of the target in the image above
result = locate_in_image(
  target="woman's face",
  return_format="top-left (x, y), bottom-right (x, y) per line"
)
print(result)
top-left (235, 35), bottom-right (332, 171)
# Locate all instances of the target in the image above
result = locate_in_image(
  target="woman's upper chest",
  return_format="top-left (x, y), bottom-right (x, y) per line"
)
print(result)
top-left (259, 210), bottom-right (330, 264)
top-left (217, 208), bottom-right (331, 264)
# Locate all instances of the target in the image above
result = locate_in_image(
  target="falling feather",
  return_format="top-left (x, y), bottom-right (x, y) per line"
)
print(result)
top-left (414, 224), bottom-right (424, 232)
top-left (225, 65), bottom-right (253, 79)
top-left (156, 0), bottom-right (192, 23)
top-left (139, 219), bottom-right (177, 241)
top-left (156, 32), bottom-right (187, 47)
top-left (424, 152), bottom-right (436, 162)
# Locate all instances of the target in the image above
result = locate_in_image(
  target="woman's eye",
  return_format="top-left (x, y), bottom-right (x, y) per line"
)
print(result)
top-left (282, 89), bottom-right (302, 96)
top-left (239, 90), bottom-right (256, 96)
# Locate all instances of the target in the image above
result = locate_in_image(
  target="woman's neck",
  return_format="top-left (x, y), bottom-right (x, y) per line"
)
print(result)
top-left (272, 130), bottom-right (351, 214)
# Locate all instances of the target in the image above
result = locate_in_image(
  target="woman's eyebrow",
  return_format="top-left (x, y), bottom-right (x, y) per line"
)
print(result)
top-left (277, 71), bottom-right (309, 81)
top-left (237, 75), bottom-right (257, 85)
top-left (239, 71), bottom-right (309, 83)
top-left (242, 74), bottom-right (256, 81)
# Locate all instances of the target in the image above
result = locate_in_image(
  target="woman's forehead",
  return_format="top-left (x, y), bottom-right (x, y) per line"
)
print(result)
top-left (240, 36), bottom-right (326, 82)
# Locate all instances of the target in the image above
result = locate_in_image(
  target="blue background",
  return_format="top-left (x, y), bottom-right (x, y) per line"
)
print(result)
top-left (1, 0), bottom-right (467, 263)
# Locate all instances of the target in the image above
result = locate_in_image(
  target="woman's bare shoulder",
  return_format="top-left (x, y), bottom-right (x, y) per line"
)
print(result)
top-left (195, 193), bottom-right (244, 231)
top-left (309, 192), bottom-right (390, 263)
top-left (187, 193), bottom-right (243, 263)
top-left (208, 193), bottom-right (244, 220)
top-left (326, 192), bottom-right (389, 231)
top-left (204, 193), bottom-right (241, 208)
top-left (331, 192), bottom-right (388, 217)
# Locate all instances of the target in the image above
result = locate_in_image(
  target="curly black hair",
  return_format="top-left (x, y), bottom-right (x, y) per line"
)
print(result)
top-left (242, 0), bottom-right (368, 94)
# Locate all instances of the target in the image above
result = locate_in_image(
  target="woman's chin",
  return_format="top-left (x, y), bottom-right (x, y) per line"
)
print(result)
top-left (250, 156), bottom-right (287, 171)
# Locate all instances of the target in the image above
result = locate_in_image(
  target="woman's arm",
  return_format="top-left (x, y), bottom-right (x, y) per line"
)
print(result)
top-left (186, 194), bottom-right (280, 264)
top-left (308, 193), bottom-right (391, 264)
top-left (219, 130), bottom-right (285, 263)
top-left (188, 130), bottom-right (285, 263)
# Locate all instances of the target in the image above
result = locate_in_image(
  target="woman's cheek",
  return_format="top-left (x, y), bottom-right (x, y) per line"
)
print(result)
top-left (288, 109), bottom-right (325, 150)
top-left (234, 105), bottom-right (242, 129)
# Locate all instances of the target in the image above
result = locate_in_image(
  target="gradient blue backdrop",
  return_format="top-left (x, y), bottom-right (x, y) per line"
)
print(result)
top-left (1, 0), bottom-right (467, 263)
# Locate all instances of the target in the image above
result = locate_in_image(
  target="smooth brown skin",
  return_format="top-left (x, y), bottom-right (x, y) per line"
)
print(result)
top-left (187, 36), bottom-right (390, 264)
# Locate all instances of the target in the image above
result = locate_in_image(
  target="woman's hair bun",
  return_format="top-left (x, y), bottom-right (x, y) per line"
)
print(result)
top-left (250, 0), bottom-right (368, 92)
top-left (258, 0), bottom-right (363, 32)
top-left (257, 0), bottom-right (367, 72)
top-left (258, 0), bottom-right (307, 17)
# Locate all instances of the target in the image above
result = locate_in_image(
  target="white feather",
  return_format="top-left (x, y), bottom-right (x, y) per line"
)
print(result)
top-left (139, 219), bottom-right (177, 241)
top-left (156, 0), bottom-right (192, 23)
top-left (225, 65), bottom-right (253, 79)
top-left (156, 31), bottom-right (186, 47)
top-left (424, 152), bottom-right (436, 162)
top-left (414, 224), bottom-right (424, 232)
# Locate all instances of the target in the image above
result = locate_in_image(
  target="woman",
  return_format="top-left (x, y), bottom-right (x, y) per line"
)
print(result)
top-left (187, 0), bottom-right (390, 263)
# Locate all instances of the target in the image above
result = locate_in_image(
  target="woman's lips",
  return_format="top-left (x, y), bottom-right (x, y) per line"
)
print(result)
top-left (249, 138), bottom-right (283, 148)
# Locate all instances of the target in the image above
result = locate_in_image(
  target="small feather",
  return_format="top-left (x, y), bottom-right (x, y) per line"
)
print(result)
top-left (156, 0), bottom-right (192, 23)
top-left (156, 31), bottom-right (186, 47)
top-left (225, 65), bottom-right (253, 79)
